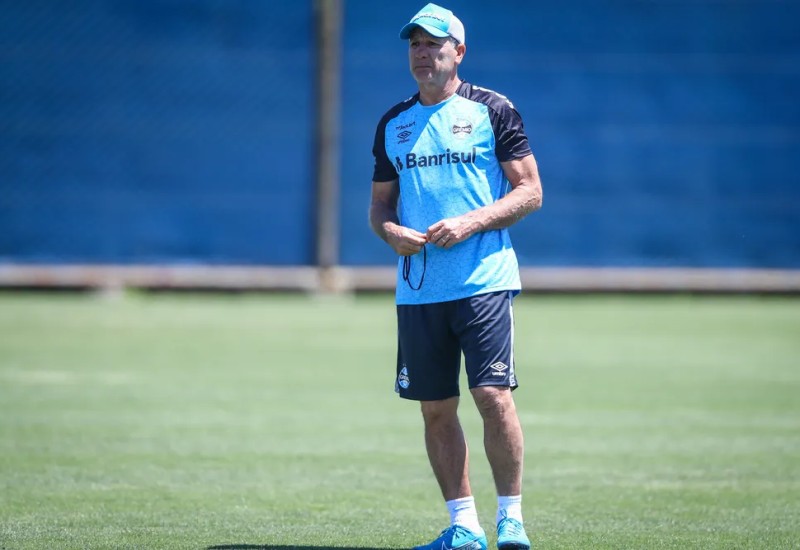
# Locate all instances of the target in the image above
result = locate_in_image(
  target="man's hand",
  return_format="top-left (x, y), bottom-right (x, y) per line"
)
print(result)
top-left (426, 215), bottom-right (482, 249)
top-left (371, 180), bottom-right (428, 256)
top-left (425, 154), bottom-right (543, 249)
top-left (386, 223), bottom-right (428, 256)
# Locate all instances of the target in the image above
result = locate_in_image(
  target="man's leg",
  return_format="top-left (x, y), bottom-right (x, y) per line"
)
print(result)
top-left (420, 396), bottom-right (471, 501)
top-left (470, 386), bottom-right (523, 496)
top-left (412, 397), bottom-right (487, 550)
top-left (471, 386), bottom-right (530, 549)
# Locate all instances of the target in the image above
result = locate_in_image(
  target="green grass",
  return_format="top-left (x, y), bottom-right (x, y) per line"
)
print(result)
top-left (0, 292), bottom-right (798, 549)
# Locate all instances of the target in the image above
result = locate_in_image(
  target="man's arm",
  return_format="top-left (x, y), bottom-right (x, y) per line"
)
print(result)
top-left (369, 179), bottom-right (428, 256)
top-left (426, 153), bottom-right (543, 248)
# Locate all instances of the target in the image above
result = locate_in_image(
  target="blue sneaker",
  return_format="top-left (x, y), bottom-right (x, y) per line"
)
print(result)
top-left (496, 516), bottom-right (530, 550)
top-left (413, 524), bottom-right (488, 550)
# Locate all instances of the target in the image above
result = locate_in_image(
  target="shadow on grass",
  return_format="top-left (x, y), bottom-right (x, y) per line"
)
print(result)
top-left (207, 546), bottom-right (405, 550)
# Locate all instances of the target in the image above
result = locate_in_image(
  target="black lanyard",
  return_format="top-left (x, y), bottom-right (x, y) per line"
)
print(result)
top-left (402, 245), bottom-right (426, 291)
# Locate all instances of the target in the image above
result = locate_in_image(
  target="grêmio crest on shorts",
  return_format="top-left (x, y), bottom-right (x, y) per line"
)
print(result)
top-left (371, 81), bottom-right (532, 306)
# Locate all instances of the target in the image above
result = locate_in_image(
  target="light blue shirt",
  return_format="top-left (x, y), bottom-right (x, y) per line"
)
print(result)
top-left (373, 81), bottom-right (532, 305)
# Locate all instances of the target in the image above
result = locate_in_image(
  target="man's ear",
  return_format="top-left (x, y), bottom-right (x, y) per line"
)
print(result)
top-left (456, 42), bottom-right (467, 63)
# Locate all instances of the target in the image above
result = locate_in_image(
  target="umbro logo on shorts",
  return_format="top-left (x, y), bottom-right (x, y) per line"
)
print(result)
top-left (489, 361), bottom-right (508, 376)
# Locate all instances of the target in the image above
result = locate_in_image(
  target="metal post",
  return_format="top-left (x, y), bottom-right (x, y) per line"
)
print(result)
top-left (314, 0), bottom-right (343, 292)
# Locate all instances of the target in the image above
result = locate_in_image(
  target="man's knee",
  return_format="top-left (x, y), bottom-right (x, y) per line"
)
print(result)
top-left (471, 386), bottom-right (515, 420)
top-left (420, 396), bottom-right (459, 426)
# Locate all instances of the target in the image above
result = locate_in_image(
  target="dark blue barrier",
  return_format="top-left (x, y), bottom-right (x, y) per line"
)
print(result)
top-left (1, 1), bottom-right (798, 269)
top-left (0, 0), bottom-right (314, 265)
top-left (340, 1), bottom-right (800, 268)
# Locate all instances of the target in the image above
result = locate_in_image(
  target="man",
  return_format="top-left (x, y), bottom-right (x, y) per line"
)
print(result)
top-left (369, 3), bottom-right (543, 550)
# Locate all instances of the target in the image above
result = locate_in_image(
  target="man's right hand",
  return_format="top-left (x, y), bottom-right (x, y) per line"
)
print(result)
top-left (385, 223), bottom-right (428, 256)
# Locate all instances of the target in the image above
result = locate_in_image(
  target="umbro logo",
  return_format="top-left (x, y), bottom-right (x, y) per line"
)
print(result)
top-left (395, 120), bottom-right (415, 143)
top-left (489, 361), bottom-right (508, 377)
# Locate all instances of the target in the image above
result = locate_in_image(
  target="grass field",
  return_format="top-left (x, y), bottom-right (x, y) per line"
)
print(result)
top-left (0, 291), bottom-right (798, 550)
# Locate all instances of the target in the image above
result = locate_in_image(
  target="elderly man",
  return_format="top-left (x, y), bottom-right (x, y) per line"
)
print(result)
top-left (369, 4), bottom-right (543, 550)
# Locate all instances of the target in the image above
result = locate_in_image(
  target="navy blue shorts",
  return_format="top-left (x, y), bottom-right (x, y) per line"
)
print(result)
top-left (395, 290), bottom-right (518, 401)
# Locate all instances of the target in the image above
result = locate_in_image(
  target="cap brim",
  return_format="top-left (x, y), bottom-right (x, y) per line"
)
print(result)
top-left (399, 22), bottom-right (450, 40)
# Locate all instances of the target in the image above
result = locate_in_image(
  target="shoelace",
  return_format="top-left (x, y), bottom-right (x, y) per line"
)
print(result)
top-left (498, 518), bottom-right (524, 536)
top-left (449, 525), bottom-right (482, 540)
top-left (416, 525), bottom-right (482, 550)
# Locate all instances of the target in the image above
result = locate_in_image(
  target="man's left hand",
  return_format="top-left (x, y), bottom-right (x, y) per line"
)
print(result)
top-left (426, 216), bottom-right (481, 248)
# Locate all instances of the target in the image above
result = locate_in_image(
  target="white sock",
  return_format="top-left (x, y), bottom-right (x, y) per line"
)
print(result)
top-left (497, 495), bottom-right (523, 525)
top-left (446, 496), bottom-right (483, 533)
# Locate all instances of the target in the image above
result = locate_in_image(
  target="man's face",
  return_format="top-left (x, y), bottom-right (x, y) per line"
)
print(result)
top-left (407, 28), bottom-right (463, 85)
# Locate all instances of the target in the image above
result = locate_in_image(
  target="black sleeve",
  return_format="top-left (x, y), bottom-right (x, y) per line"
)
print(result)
top-left (372, 116), bottom-right (398, 182)
top-left (489, 99), bottom-right (532, 162)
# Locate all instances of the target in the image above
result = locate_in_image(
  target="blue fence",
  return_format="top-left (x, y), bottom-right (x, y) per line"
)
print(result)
top-left (2, 1), bottom-right (799, 268)
top-left (1, 0), bottom-right (314, 265)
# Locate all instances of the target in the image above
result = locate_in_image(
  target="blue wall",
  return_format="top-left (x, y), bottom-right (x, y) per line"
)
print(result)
top-left (0, 0), bottom-right (314, 265)
top-left (2, 1), bottom-right (799, 268)
top-left (340, 0), bottom-right (800, 268)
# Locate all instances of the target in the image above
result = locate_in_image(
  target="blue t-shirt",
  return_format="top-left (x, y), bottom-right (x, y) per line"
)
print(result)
top-left (372, 81), bottom-right (532, 305)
